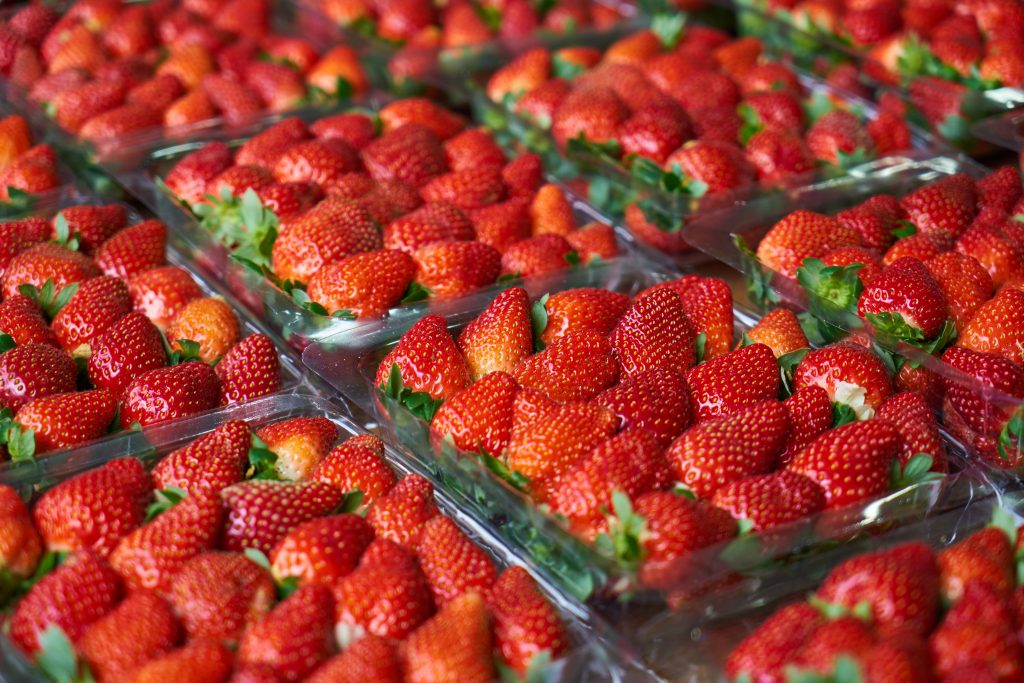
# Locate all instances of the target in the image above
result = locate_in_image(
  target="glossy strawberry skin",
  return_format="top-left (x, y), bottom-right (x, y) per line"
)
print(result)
top-left (270, 514), bottom-right (374, 588)
top-left (0, 343), bottom-right (77, 411)
top-left (119, 361), bottom-right (221, 428)
top-left (16, 388), bottom-right (118, 454)
top-left (220, 480), bottom-right (345, 555)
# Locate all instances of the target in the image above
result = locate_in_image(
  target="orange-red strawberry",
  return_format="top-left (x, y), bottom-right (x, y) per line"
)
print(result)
top-left (15, 388), bottom-right (118, 456)
top-left (384, 201), bottom-right (474, 254)
top-left (256, 417), bottom-right (339, 482)
top-left (617, 104), bottom-right (692, 167)
top-left (306, 44), bottom-right (369, 96)
top-left (109, 491), bottom-right (223, 594)
top-left (79, 104), bottom-right (164, 148)
top-left (469, 198), bottom-right (532, 253)
top-left (488, 565), bottom-right (569, 671)
top-left (668, 400), bottom-right (789, 498)
top-left (956, 221), bottom-right (1024, 288)
top-left (236, 118), bottom-right (310, 170)
top-left (221, 479), bottom-right (344, 555)
top-left (416, 515), bottom-right (497, 606)
top-left (0, 217), bottom-right (51, 281)
top-left (33, 457), bottom-right (151, 556)
top-left (787, 419), bottom-right (902, 508)
top-left (534, 287), bottom-right (630, 347)
top-left (486, 48), bottom-right (551, 102)
top-left (360, 124), bottom-right (447, 189)
top-left (150, 420), bottom-right (252, 495)
top-left (9, 549), bottom-right (122, 655)
top-left (443, 128), bottom-right (506, 172)
top-left (306, 635), bottom-right (401, 683)
top-left (931, 617), bottom-right (1024, 682)
top-left (977, 165), bottom-right (1022, 215)
top-left (245, 61), bottom-right (306, 113)
top-left (0, 145), bottom-right (60, 200)
top-left (169, 551), bottom-right (276, 644)
top-left (594, 367), bottom-right (691, 447)
top-left (794, 343), bottom-right (893, 420)
top-left (119, 360), bottom-right (221, 428)
top-left (641, 275), bottom-right (734, 360)
top-left (779, 385), bottom-right (833, 465)
top-left (566, 221), bottom-right (618, 263)
top-left (877, 391), bottom-right (947, 471)
top-left (958, 288), bottom-right (1024, 366)
top-left (611, 287), bottom-right (696, 378)
top-left (551, 86), bottom-right (629, 151)
top-left (757, 210), bottom-right (861, 279)
top-left (926, 251), bottom-right (994, 332)
top-left (664, 140), bottom-right (754, 195)
top-left (127, 641), bottom-right (234, 682)
top-left (411, 240), bottom-right (502, 299)
top-left (77, 590), bottom-right (180, 682)
top-left (726, 603), bottom-right (825, 682)
top-left (166, 296), bottom-right (240, 363)
top-left (455, 289), bottom-right (531, 381)
top-left (307, 250), bottom-right (416, 319)
top-left (685, 343), bottom-right (780, 423)
top-left (529, 183), bottom-right (575, 237)
top-left (744, 127), bottom-right (817, 181)
top-left (0, 483), bottom-right (42, 583)
top-left (431, 371), bottom-right (517, 457)
top-left (366, 473), bottom-right (439, 550)
top-left (164, 89), bottom-right (218, 129)
top-left (938, 526), bottom-right (1015, 601)
top-left (51, 275), bottom-right (132, 355)
top-left (94, 218), bottom-right (167, 280)
top-left (215, 333), bottom-right (282, 406)
top-left (901, 173), bottom-right (978, 241)
top-left (402, 591), bottom-right (494, 683)
top-left (272, 198), bottom-right (380, 284)
top-left (128, 265), bottom-right (204, 331)
top-left (163, 142), bottom-right (234, 205)
top-left (744, 307), bottom-right (809, 358)
top-left (270, 514), bottom-right (374, 588)
top-left (500, 233), bottom-right (576, 277)
top-left (513, 328), bottom-right (619, 402)
top-left (711, 470), bottom-right (826, 530)
top-left (126, 75), bottom-right (185, 114)
top-left (311, 438), bottom-right (398, 506)
top-left (0, 343), bottom-right (77, 411)
top-left (238, 584), bottom-right (335, 681)
top-left (203, 73), bottom-right (263, 126)
top-left (87, 312), bottom-right (167, 399)
top-left (2, 243), bottom-right (100, 299)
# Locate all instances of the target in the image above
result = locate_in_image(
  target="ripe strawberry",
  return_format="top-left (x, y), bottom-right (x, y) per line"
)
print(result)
top-left (877, 391), bottom-right (947, 470)
top-left (94, 219), bottom-right (167, 280)
top-left (365, 473), bottom-right (439, 550)
top-left (52, 205), bottom-right (126, 255)
top-left (745, 127), bottom-right (817, 181)
top-left (255, 417), bottom-right (338, 482)
top-left (664, 140), bottom-right (755, 195)
top-left (311, 438), bottom-right (398, 506)
top-left (0, 217), bottom-right (50, 280)
top-left (169, 551), bottom-right (276, 644)
top-left (686, 343), bottom-right (780, 423)
top-left (128, 266), bottom-right (204, 331)
top-left (744, 307), bottom-right (809, 357)
top-left (0, 294), bottom-right (56, 347)
top-left (79, 104), bottom-right (164, 148)
top-left (127, 642), bottom-right (234, 682)
top-left (925, 251), bottom-right (994, 332)
top-left (931, 619), bottom-right (1024, 681)
top-left (900, 174), bottom-right (978, 241)
top-left (611, 287), bottom-right (696, 378)
top-left (0, 343), bottom-right (76, 411)
top-left (938, 526), bottom-right (1015, 601)
top-left (534, 287), bottom-right (629, 347)
top-left (791, 615), bottom-right (878, 674)
top-left (958, 288), bottom-right (1024, 366)
top-left (221, 479), bottom-right (344, 555)
top-left (16, 388), bottom-right (117, 456)
top-left (453, 288), bottom-right (531, 380)
top-left (385, 201), bottom-right (474, 254)
top-left (816, 543), bottom-right (940, 638)
top-left (641, 275), bottom-right (734, 360)
top-left (234, 119), bottom-right (309, 170)
top-left (956, 220), bottom-right (1024, 288)
top-left (712, 470), bottom-right (826, 530)
top-left (270, 514), bottom-right (373, 588)
top-left (550, 86), bottom-right (629, 151)
top-left (237, 584), bottom-right (335, 681)
top-left (486, 47), bottom-right (551, 102)
top-left (726, 603), bottom-right (825, 682)
top-left (469, 198), bottom-right (532, 253)
top-left (126, 75), bottom-right (185, 114)
top-left (48, 80), bottom-right (127, 134)
top-left (805, 110), bottom-right (875, 166)
top-left (51, 275), bottom-right (132, 354)
top-left (272, 198), bottom-right (380, 284)
top-left (164, 142), bottom-right (234, 205)
top-left (379, 98), bottom-right (465, 141)
top-left (779, 385), bottom-right (833, 465)
top-left (506, 389), bottom-right (617, 485)
top-left (307, 250), bottom-right (415, 319)
top-left (306, 635), bottom-right (401, 683)
top-left (430, 371), bottom-right (516, 458)
top-left (416, 515), bottom-right (497, 606)
top-left (741, 91), bottom-right (806, 135)
top-left (334, 541), bottom-right (433, 641)
top-left (202, 73), bottom-right (263, 126)
top-left (9, 4), bottom-right (59, 46)
top-left (513, 329), bottom-right (619, 402)
top-left (0, 483), bottom-right (42, 584)
top-left (500, 234), bottom-right (576, 277)
top-left (402, 591), bottom-right (494, 683)
top-left (273, 140), bottom-right (360, 188)
top-left (375, 314), bottom-right (470, 414)
top-left (419, 166), bottom-right (505, 211)
top-left (593, 367), bottom-right (692, 448)
top-left (443, 128), bottom-right (506, 173)
top-left (977, 166), bottom-right (1022, 215)
top-left (0, 144), bottom-right (59, 200)
top-left (488, 566), bottom-right (569, 672)
top-left (87, 312), bottom-right (167, 399)
top-left (757, 210), bottom-right (862, 279)
top-left (215, 333), bottom-right (282, 406)
top-left (836, 194), bottom-right (903, 252)
top-left (794, 343), bottom-right (893, 419)
top-left (77, 590), bottom-right (179, 682)
top-left (167, 295), bottom-right (240, 363)
top-left (9, 550), bottom-right (122, 655)
top-left (858, 256), bottom-right (950, 341)
top-left (360, 124), bottom-right (447, 189)
top-left (2, 243), bottom-right (100, 299)
top-left (119, 361), bottom-right (221, 428)
top-left (151, 420), bottom-right (252, 495)
top-left (411, 240), bottom-right (502, 299)
top-left (310, 113), bottom-right (377, 151)
top-left (502, 153), bottom-right (544, 198)
top-left (566, 221), bottom-right (618, 263)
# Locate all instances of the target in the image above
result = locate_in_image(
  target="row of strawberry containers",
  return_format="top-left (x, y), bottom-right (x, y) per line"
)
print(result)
top-left (0, 104), bottom-right (83, 219)
top-left (299, 254), bottom-right (995, 677)
top-left (0, 393), bottom-right (646, 682)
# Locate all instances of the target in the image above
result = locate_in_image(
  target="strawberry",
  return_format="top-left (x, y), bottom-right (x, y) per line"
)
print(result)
top-left (365, 473), bottom-right (439, 550)
top-left (787, 419), bottom-right (903, 508)
top-left (805, 110), bottom-right (875, 166)
top-left (550, 86), bottom-right (629, 151)
top-left (669, 399), bottom-right (789, 498)
top-left (836, 194), bottom-right (903, 252)
top-left (221, 479), bottom-right (343, 555)
top-left (128, 266), bottom-right (204, 331)
top-left (237, 584), bottom-right (335, 681)
top-left (0, 218), bottom-right (50, 281)
top-left (617, 105), bottom-right (692, 167)
top-left (486, 48), bottom-right (551, 102)
top-left (379, 98), bottom-right (465, 141)
top-left (9, 4), bottom-right (59, 46)
top-left (430, 371), bottom-right (517, 457)
top-left (443, 128), bottom-right (506, 173)
top-left (641, 275), bottom-right (734, 360)
top-left (0, 343), bottom-right (77, 411)
top-left (15, 388), bottom-right (117, 456)
top-left (164, 142), bottom-right (234, 205)
top-left (215, 333), bottom-right (282, 406)
top-left (307, 250), bottom-right (415, 319)
top-left (0, 145), bottom-right (60, 200)
top-left (513, 329), bottom-right (619, 402)
top-left (77, 590), bottom-right (179, 682)
top-left (333, 540), bottom-right (433, 641)
top-left (245, 61), bottom-right (306, 113)
top-left (87, 312), bottom-right (167, 399)
top-left (593, 367), bottom-right (692, 447)
top-left (0, 294), bottom-right (58, 347)
top-left (306, 635), bottom-right (400, 683)
top-left (502, 153), bottom-right (544, 198)
top-left (255, 417), bottom-right (338, 482)
top-left (48, 80), bottom-right (127, 134)
top-left (757, 210), bottom-right (861, 279)
top-left (663, 140), bottom-right (755, 195)
top-left (712, 470), bottom-right (826, 530)
top-left (311, 113), bottom-right (377, 150)
top-left (529, 185), bottom-right (577, 239)
top-left (791, 616), bottom-right (878, 674)
top-left (311, 439), bottom-right (397, 506)
top-left (740, 91), bottom-right (806, 135)
top-left (779, 385), bottom-right (833, 465)
top-left (235, 119), bottom-right (310, 169)
top-left (958, 288), bottom-right (1024, 366)
top-left (488, 565), bottom-right (569, 672)
top-left (360, 124), bottom-right (447, 189)
top-left (858, 256), bottom-right (950, 342)
top-left (411, 240), bottom-right (502, 299)
top-left (151, 420), bottom-right (252, 495)
top-left (9, 550), bottom-right (122, 655)
top-left (611, 287), bottom-right (696, 378)
top-left (938, 526), bottom-right (1015, 601)
top-left (94, 219), bottom-right (167, 280)
top-left (453, 289), bottom-right (531, 381)
top-left (80, 104), bottom-right (164, 148)
top-left (169, 551), bottom-right (276, 644)
top-left (51, 275), bottom-right (132, 355)
top-left (956, 220), bottom-right (1024, 288)
top-left (127, 642), bottom-right (234, 682)
top-left (566, 222), bottom-right (618, 263)
top-left (506, 389), bottom-right (617, 485)
top-left (884, 232), bottom-right (949, 266)
top-left (0, 483), bottom-right (42, 587)
top-left (119, 361), bottom-right (221, 428)
top-left (500, 234), bottom-right (576, 277)
top-left (877, 391), bottom-right (947, 470)
top-left (726, 603), bottom-right (825, 682)
top-left (273, 140), bottom-right (360, 188)
top-left (385, 201), bottom-right (475, 254)
top-left (931, 619), bottom-right (1024, 682)
top-left (977, 166), bottom-right (1022, 215)
top-left (685, 343), bottom-right (780, 423)
top-left (270, 514), bottom-right (373, 588)
top-left (2, 243), bottom-right (100, 299)
top-left (534, 287), bottom-right (630, 347)
top-left (900, 173), bottom-right (978, 242)
top-left (469, 198), bottom-right (532, 253)
top-left (126, 75), bottom-right (185, 114)
top-left (745, 127), bottom-right (817, 181)
top-left (202, 73), bottom-right (263, 126)
top-left (419, 166), bottom-right (505, 211)
top-left (376, 314), bottom-right (470, 416)
top-left (272, 198), bottom-right (380, 284)
top-left (109, 490), bottom-right (223, 594)
top-left (51, 205), bottom-right (126, 255)
top-left (794, 343), bottom-right (893, 420)
top-left (166, 295), bottom-right (241, 363)
top-left (416, 515), bottom-right (496, 605)
top-left (744, 307), bottom-right (809, 357)
top-left (402, 592), bottom-right (494, 683)
top-left (925, 251), bottom-right (994, 332)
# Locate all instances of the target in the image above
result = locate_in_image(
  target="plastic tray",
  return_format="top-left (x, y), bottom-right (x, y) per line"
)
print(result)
top-left (0, 393), bottom-right (651, 683)
top-left (971, 106), bottom-right (1024, 153)
top-left (301, 255), bottom-right (989, 671)
top-left (0, 188), bottom-right (312, 471)
top-left (116, 113), bottom-right (659, 353)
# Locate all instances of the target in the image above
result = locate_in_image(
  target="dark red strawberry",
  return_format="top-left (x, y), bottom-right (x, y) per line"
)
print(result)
top-left (0, 343), bottom-right (76, 411)
top-left (610, 287), bottom-right (697, 378)
top-left (221, 480), bottom-right (344, 555)
top-left (270, 514), bottom-right (373, 588)
top-left (119, 361), bottom-right (221, 428)
top-left (858, 256), bottom-right (950, 342)
top-left (712, 470), bottom-right (826, 530)
top-left (685, 343), bottom-right (780, 423)
top-left (215, 333), bottom-right (282, 406)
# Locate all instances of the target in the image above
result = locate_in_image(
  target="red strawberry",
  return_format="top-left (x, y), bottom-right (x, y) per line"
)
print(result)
top-left (757, 210), bottom-right (862, 279)
top-left (2, 243), bottom-right (100, 299)
top-left (0, 294), bottom-right (58, 347)
top-left (311, 439), bottom-right (398, 506)
top-left (741, 91), bottom-right (806, 135)
top-left (502, 153), bottom-right (544, 197)
top-left (836, 194), bottom-right (903, 252)
top-left (0, 218), bottom-right (51, 282)
top-left (151, 420), bottom-right (252, 495)
top-left (0, 145), bottom-right (61, 200)
top-left (901, 174), bottom-right (978, 241)
top-left (794, 343), bottom-right (893, 419)
top-left (744, 127), bottom-right (817, 181)
top-left (310, 113), bottom-right (377, 150)
top-left (256, 416), bottom-right (338, 482)
top-left (0, 343), bottom-right (77, 411)
top-left (685, 343), bottom-right (780, 423)
top-left (15, 388), bottom-right (118, 456)
top-left (530, 183), bottom-right (576, 236)
top-left (858, 256), bottom-right (950, 341)
top-left (550, 86), bottom-right (628, 151)
top-left (307, 250), bottom-right (415, 319)
top-left (87, 312), bottom-right (167, 399)
top-left (202, 73), bottom-right (263, 126)
top-left (443, 128), bottom-right (507, 172)
top-left (617, 105), bottom-right (692, 167)
top-left (126, 75), bottom-right (185, 113)
top-left (977, 166), bottom-right (1022, 215)
top-left (956, 220), bottom-right (1024, 288)
top-left (375, 314), bottom-right (470, 415)
top-left (726, 603), bottom-right (825, 682)
top-left (805, 110), bottom-right (875, 166)
top-left (169, 551), bottom-right (276, 644)
top-left (32, 457), bottom-right (151, 556)
top-left (79, 104), bottom-right (164, 148)
top-left (487, 48), bottom-right (551, 102)
top-left (49, 80), bottom-right (127, 134)
top-left (51, 275), bottom-right (132, 354)
top-left (164, 142), bottom-right (234, 204)
top-left (0, 483), bottom-right (42, 583)
top-left (9, 550), bottom-right (122, 655)
top-left (109, 491), bottom-right (223, 594)
top-left (877, 391), bottom-right (947, 470)
top-left (166, 296), bottom-right (240, 364)
top-left (641, 275), bottom-right (734, 360)
top-left (306, 635), bottom-right (401, 683)
top-left (488, 565), bottom-right (569, 672)
top-left (94, 219), bottom-right (167, 280)
top-left (416, 515), bottom-right (496, 606)
top-left (271, 198), bottom-right (380, 284)
top-left (938, 526), bottom-right (1015, 601)
top-left (712, 470), bottom-right (826, 530)
top-left (931, 618), bottom-right (1024, 682)
top-left (926, 251), bottom-right (994, 332)
top-left (431, 370), bottom-right (516, 457)
top-left (566, 222), bottom-right (618, 263)
top-left (821, 245), bottom-right (883, 286)
top-left (365, 473), bottom-right (439, 550)
top-left (128, 266), bottom-right (204, 331)
top-left (126, 642), bottom-right (233, 682)
top-left (664, 140), bottom-right (755, 195)
top-left (77, 590), bottom-right (180, 682)
top-left (791, 616), bottom-right (878, 674)
top-left (593, 367), bottom-right (692, 447)
top-left (237, 584), bottom-right (335, 681)
top-left (513, 329), bottom-right (619, 402)
top-left (384, 201), bottom-right (474, 254)
top-left (401, 592), bottom-right (494, 683)
top-left (273, 140), bottom-right (360, 187)
top-left (51, 205), bottom-right (126, 255)
top-left (419, 166), bottom-right (505, 211)
top-left (779, 385), bottom-right (833, 465)
top-left (469, 198), bottom-right (532, 253)
top-left (221, 480), bottom-right (344, 555)
top-left (360, 124), bottom-right (448, 189)
top-left (744, 307), bottom-right (809, 358)
top-left (411, 240), bottom-right (502, 299)
top-left (270, 514), bottom-right (373, 588)
top-left (215, 333), bottom-right (282, 406)
top-left (235, 119), bottom-right (310, 170)
top-left (959, 288), bottom-right (1024, 366)
top-left (611, 287), bottom-right (696, 378)
top-left (380, 98), bottom-right (465, 141)
top-left (500, 234), bottom-right (576, 277)
top-left (787, 419), bottom-right (902, 507)
top-left (535, 287), bottom-right (630, 347)
top-left (119, 361), bottom-right (220, 428)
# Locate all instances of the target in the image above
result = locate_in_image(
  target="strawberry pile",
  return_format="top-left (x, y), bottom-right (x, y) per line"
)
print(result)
top-left (725, 510), bottom-right (1024, 682)
top-left (160, 98), bottom-right (620, 320)
top-left (750, 164), bottom-right (1024, 467)
top-left (0, 418), bottom-right (572, 681)
top-left (0, 114), bottom-right (62, 207)
top-left (0, 0), bottom-right (369, 153)
top-left (483, 24), bottom-right (915, 252)
top-left (0, 203), bottom-right (283, 461)
top-left (375, 277), bottom-right (949, 597)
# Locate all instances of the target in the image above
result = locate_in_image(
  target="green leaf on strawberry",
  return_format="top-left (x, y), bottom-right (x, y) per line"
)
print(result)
top-left (530, 294), bottom-right (549, 352)
top-left (291, 288), bottom-right (330, 317)
top-left (19, 279), bottom-right (79, 320)
top-left (734, 235), bottom-right (780, 310)
top-left (36, 625), bottom-right (93, 683)
top-left (400, 281), bottom-right (432, 305)
top-left (567, 132), bottom-right (622, 160)
top-left (891, 220), bottom-right (917, 240)
top-left (51, 213), bottom-right (81, 252)
top-left (0, 334), bottom-right (15, 353)
top-left (2, 420), bottom-right (36, 462)
top-left (835, 147), bottom-right (874, 171)
top-left (477, 450), bottom-right (531, 492)
top-left (797, 257), bottom-right (863, 323)
top-left (595, 490), bottom-right (647, 569)
top-left (247, 434), bottom-right (280, 480)
top-left (694, 332), bottom-right (707, 364)
top-left (832, 403), bottom-right (859, 427)
top-left (166, 338), bottom-right (203, 365)
top-left (651, 13), bottom-right (686, 49)
top-left (888, 453), bottom-right (943, 490)
top-left (144, 487), bottom-right (187, 522)
top-left (639, 199), bottom-right (684, 233)
top-left (997, 408), bottom-right (1023, 463)
top-left (339, 489), bottom-right (365, 514)
top-left (778, 347), bottom-right (809, 398)
top-left (381, 363), bottom-right (444, 422)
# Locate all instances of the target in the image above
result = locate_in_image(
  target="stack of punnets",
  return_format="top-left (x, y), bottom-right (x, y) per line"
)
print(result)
top-left (0, 0), bottom-right (1022, 681)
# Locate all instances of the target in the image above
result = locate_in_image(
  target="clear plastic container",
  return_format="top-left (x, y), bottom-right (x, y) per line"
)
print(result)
top-left (0, 393), bottom-right (648, 683)
top-left (301, 255), bottom-right (990, 672)
top-left (971, 106), bottom-right (1024, 152)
